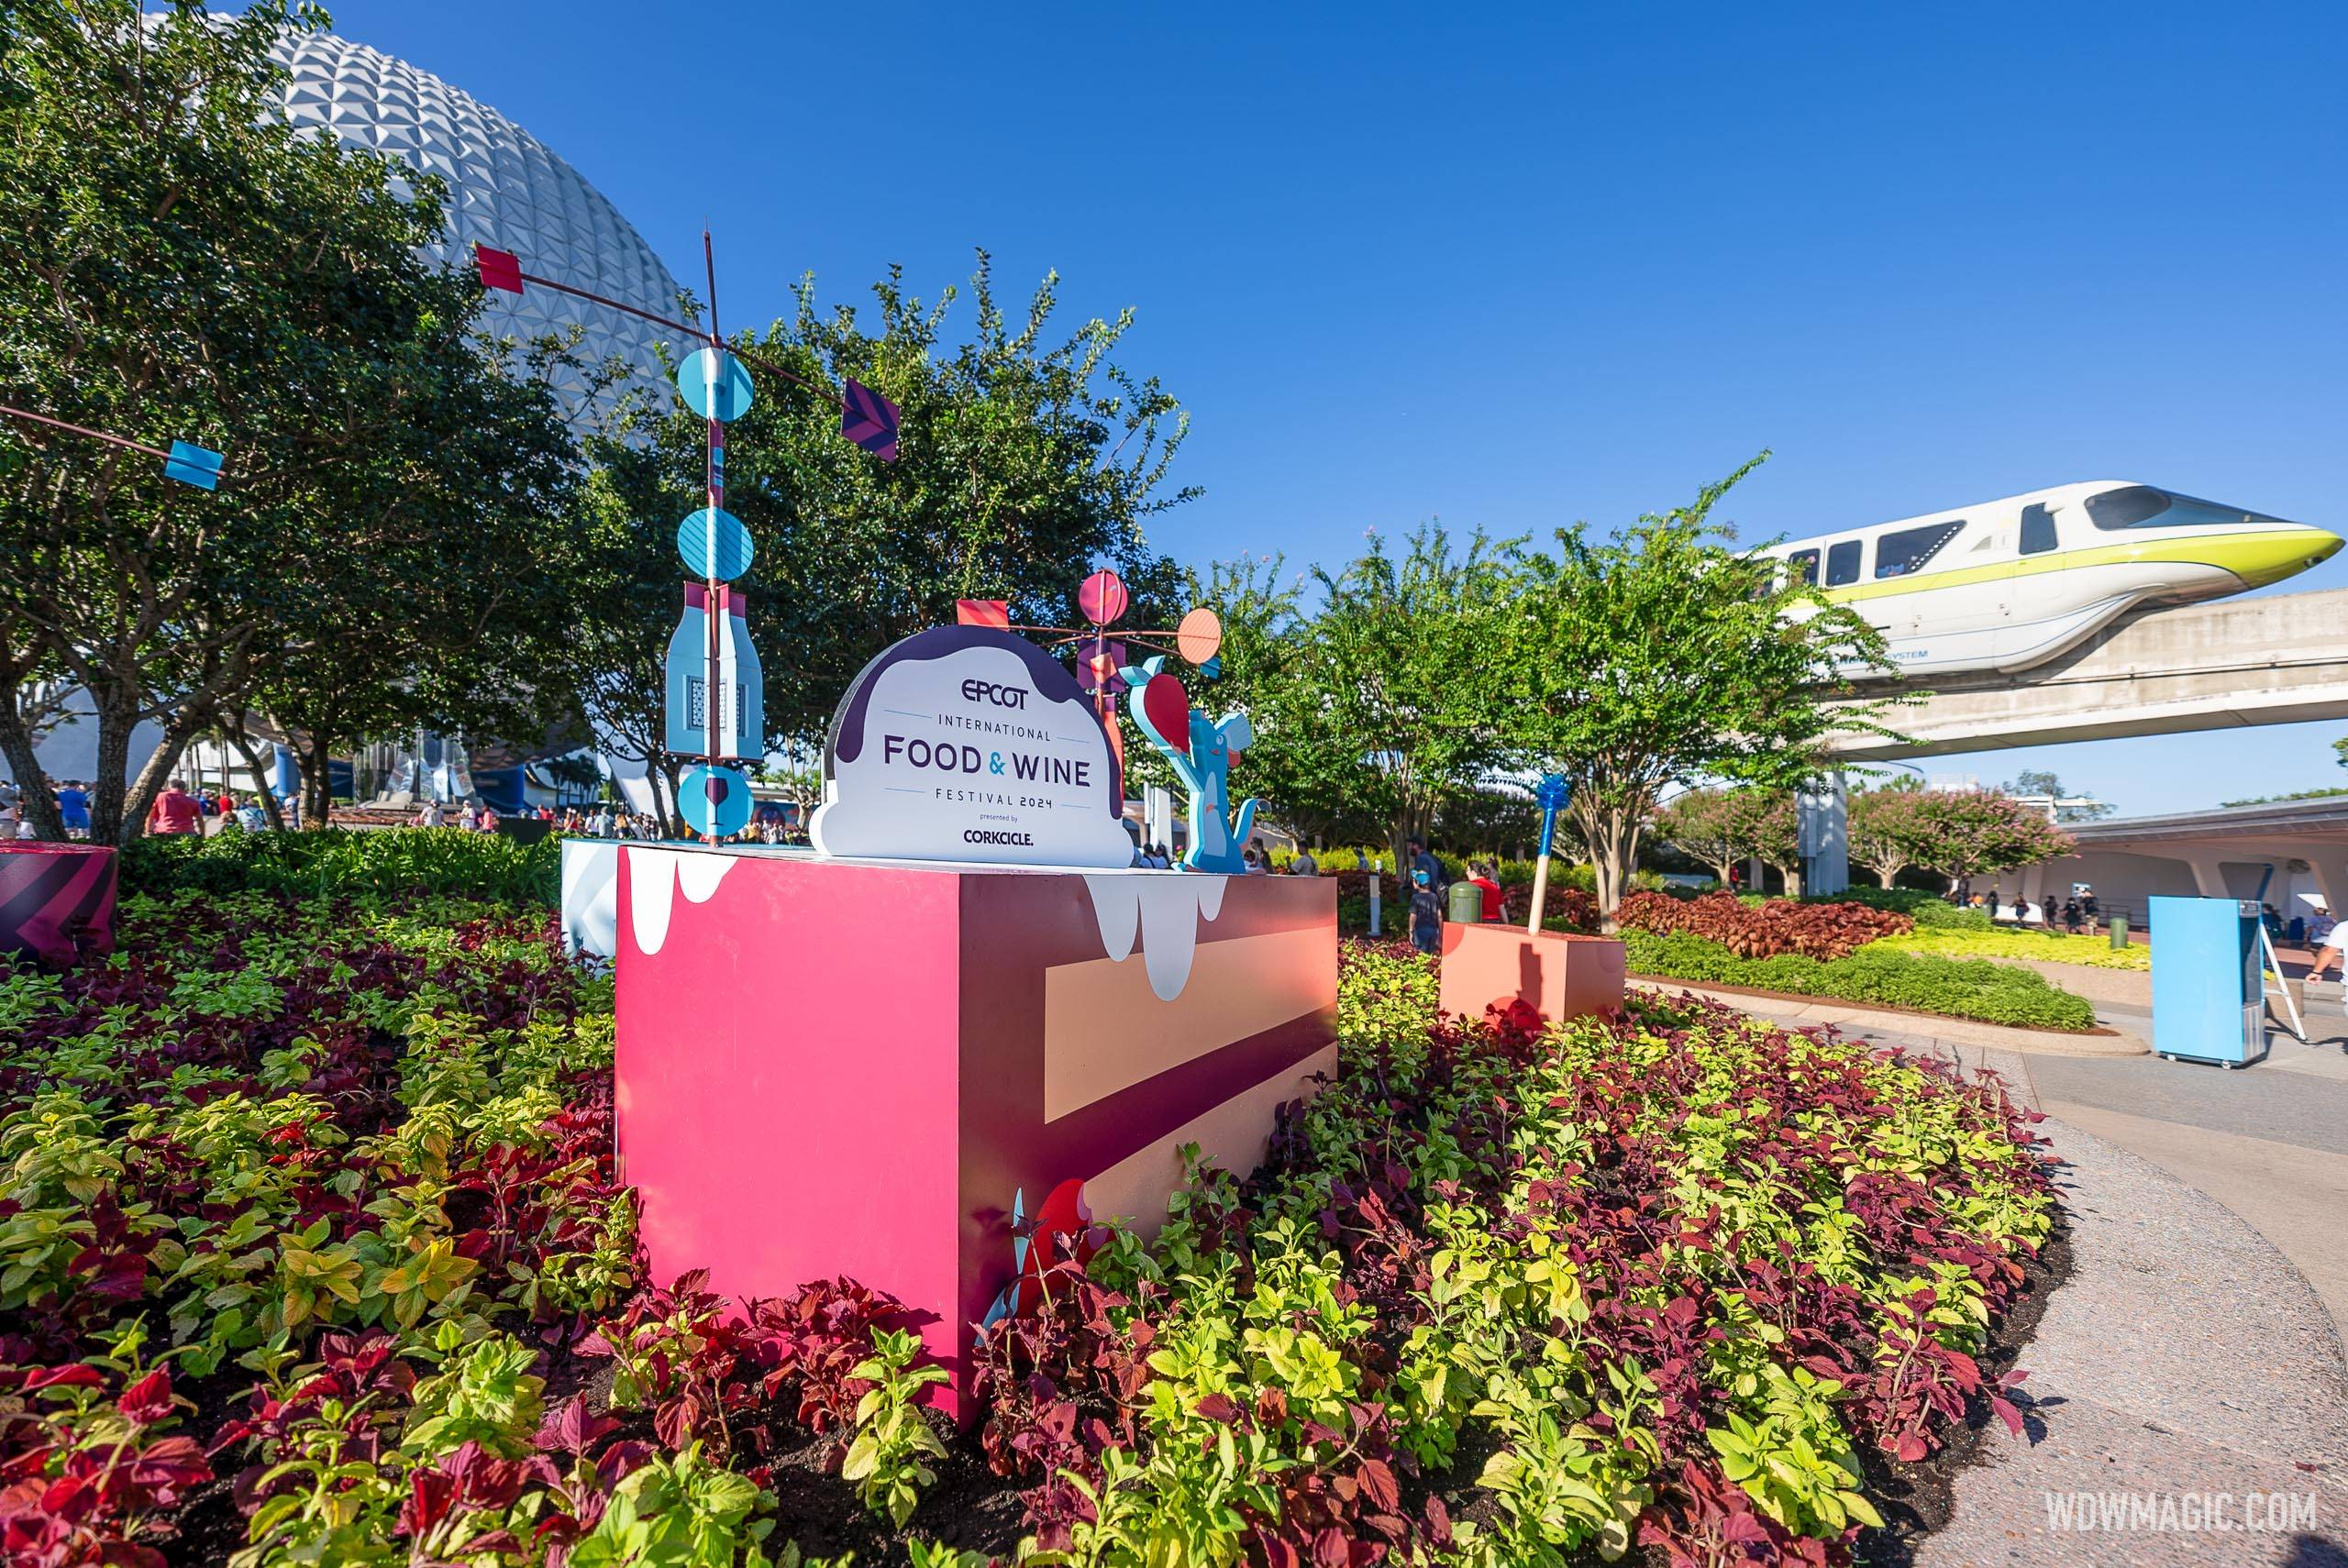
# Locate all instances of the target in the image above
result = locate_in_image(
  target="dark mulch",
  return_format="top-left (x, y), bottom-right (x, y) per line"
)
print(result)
top-left (1853, 1204), bottom-right (2075, 1566)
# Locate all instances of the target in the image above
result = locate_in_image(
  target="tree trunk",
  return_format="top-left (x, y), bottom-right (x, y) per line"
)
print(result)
top-left (0, 698), bottom-right (66, 840)
top-left (303, 735), bottom-right (335, 830)
top-left (121, 713), bottom-right (201, 846)
top-left (653, 760), bottom-right (683, 838)
top-left (225, 723), bottom-right (287, 832)
top-left (1584, 805), bottom-right (1637, 933)
top-left (89, 697), bottom-right (138, 845)
top-left (1875, 865), bottom-right (1900, 889)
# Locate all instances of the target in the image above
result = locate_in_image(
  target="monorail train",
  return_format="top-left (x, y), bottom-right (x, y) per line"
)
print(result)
top-left (1759, 481), bottom-right (2342, 676)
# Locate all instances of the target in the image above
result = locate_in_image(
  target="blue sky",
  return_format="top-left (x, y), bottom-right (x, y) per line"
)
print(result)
top-left (296, 2), bottom-right (2346, 815)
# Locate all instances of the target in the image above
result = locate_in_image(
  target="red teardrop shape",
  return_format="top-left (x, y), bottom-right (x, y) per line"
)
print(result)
top-left (1143, 672), bottom-right (1191, 754)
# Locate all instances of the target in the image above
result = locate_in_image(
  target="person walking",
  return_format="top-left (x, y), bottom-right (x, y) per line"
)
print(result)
top-left (55, 780), bottom-right (90, 841)
top-left (1408, 866), bottom-right (1444, 955)
top-left (1405, 836), bottom-right (1445, 891)
top-left (2306, 909), bottom-right (2347, 984)
top-left (150, 779), bottom-right (202, 836)
top-left (1290, 845), bottom-right (1318, 878)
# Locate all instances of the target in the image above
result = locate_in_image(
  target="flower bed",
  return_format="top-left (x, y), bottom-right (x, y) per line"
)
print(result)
top-left (1867, 925), bottom-right (2150, 972)
top-left (0, 863), bottom-right (2057, 1564)
top-left (1615, 891), bottom-right (1912, 959)
top-left (1623, 929), bottom-right (2101, 1031)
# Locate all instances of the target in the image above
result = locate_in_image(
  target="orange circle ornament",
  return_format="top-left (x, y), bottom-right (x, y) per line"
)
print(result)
top-left (1176, 607), bottom-right (1224, 665)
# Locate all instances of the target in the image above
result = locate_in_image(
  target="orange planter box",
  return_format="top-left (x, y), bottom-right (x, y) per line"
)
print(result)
top-left (1438, 922), bottom-right (1624, 1025)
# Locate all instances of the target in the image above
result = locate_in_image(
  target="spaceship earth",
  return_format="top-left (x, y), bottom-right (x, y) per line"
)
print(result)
top-left (264, 27), bottom-right (683, 426)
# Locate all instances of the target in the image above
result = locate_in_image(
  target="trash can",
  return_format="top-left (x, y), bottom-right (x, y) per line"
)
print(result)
top-left (1446, 879), bottom-right (1483, 923)
top-left (2108, 914), bottom-right (2128, 949)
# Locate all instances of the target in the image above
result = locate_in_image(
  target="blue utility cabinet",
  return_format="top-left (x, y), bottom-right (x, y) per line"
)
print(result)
top-left (2149, 895), bottom-right (2267, 1067)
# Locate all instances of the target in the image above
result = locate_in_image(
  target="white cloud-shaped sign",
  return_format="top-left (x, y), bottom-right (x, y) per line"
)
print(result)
top-left (812, 627), bottom-right (1136, 869)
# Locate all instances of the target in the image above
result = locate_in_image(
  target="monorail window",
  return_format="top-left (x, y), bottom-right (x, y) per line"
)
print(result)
top-left (2085, 486), bottom-right (2260, 531)
top-left (1825, 539), bottom-right (1862, 586)
top-left (1874, 521), bottom-right (1964, 579)
top-left (1789, 549), bottom-right (1819, 586)
top-left (2021, 503), bottom-right (2058, 555)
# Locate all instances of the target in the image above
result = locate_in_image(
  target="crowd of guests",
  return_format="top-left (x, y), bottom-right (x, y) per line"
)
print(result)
top-left (1966, 889), bottom-right (2104, 932)
top-left (0, 778), bottom-right (94, 838)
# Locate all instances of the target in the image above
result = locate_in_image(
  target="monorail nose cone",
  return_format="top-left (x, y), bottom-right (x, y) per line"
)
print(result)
top-left (2224, 525), bottom-right (2343, 589)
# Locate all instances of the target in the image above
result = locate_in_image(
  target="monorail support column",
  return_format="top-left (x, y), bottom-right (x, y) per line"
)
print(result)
top-left (1797, 771), bottom-right (1849, 898)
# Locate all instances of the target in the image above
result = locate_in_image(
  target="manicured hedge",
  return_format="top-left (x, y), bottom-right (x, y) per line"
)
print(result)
top-left (118, 825), bottom-right (559, 906)
top-left (1624, 928), bottom-right (2100, 1030)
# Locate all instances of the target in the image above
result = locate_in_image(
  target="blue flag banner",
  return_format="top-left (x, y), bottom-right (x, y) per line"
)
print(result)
top-left (163, 440), bottom-right (223, 490)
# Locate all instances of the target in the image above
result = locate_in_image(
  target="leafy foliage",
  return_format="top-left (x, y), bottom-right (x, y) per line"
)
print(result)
top-left (0, 0), bottom-right (582, 842)
top-left (1614, 891), bottom-right (1911, 960)
top-left (1199, 527), bottom-right (1515, 861)
top-left (1897, 792), bottom-right (2076, 890)
top-left (118, 827), bottom-right (559, 906)
top-left (1868, 925), bottom-right (2148, 972)
top-left (0, 837), bottom-right (2057, 1564)
top-left (1483, 457), bottom-right (1904, 920)
top-left (1624, 931), bottom-right (2099, 1030)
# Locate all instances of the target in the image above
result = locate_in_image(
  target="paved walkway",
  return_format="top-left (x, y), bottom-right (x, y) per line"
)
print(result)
top-left (1917, 1118), bottom-right (2348, 1567)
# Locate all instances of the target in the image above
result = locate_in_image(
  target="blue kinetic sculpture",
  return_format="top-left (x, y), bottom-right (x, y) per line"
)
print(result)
top-left (1120, 656), bottom-right (1260, 874)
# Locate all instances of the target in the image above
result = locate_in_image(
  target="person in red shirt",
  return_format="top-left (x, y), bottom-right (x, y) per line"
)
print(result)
top-left (150, 780), bottom-right (202, 836)
top-left (1469, 859), bottom-right (1504, 922)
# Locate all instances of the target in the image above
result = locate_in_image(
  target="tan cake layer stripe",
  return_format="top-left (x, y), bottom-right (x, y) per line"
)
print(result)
top-left (1082, 1044), bottom-right (1339, 1233)
top-left (1042, 927), bottom-right (1333, 1121)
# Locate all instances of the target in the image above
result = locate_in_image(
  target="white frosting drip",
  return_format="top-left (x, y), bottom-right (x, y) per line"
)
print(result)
top-left (625, 848), bottom-right (737, 956)
top-left (1080, 874), bottom-right (1229, 1000)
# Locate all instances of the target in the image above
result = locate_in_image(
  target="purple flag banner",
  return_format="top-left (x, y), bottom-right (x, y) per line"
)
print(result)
top-left (841, 377), bottom-right (901, 462)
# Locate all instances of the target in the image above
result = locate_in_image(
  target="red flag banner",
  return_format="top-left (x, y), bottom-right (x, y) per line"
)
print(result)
top-left (957, 600), bottom-right (1011, 629)
top-left (475, 245), bottom-right (524, 294)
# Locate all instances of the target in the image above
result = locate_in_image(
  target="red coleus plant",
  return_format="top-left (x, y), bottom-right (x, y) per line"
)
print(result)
top-left (0, 1363), bottom-right (213, 1568)
top-left (576, 1269), bottom-right (910, 1477)
top-left (1615, 891), bottom-right (1912, 959)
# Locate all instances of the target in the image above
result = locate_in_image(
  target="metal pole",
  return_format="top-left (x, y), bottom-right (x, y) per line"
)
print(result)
top-left (1369, 859), bottom-right (1382, 936)
top-left (2259, 920), bottom-right (2309, 1043)
top-left (700, 231), bottom-right (723, 839)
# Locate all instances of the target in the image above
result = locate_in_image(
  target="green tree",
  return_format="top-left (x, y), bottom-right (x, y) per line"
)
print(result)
top-left (1743, 789), bottom-right (1804, 895)
top-left (1205, 526), bottom-right (1512, 867)
top-left (1848, 779), bottom-right (1935, 889)
top-left (0, 0), bottom-right (581, 841)
top-left (1651, 787), bottom-right (1755, 887)
top-left (1487, 457), bottom-right (1900, 923)
top-left (578, 255), bottom-right (1192, 823)
top-left (1908, 790), bottom-right (2074, 893)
